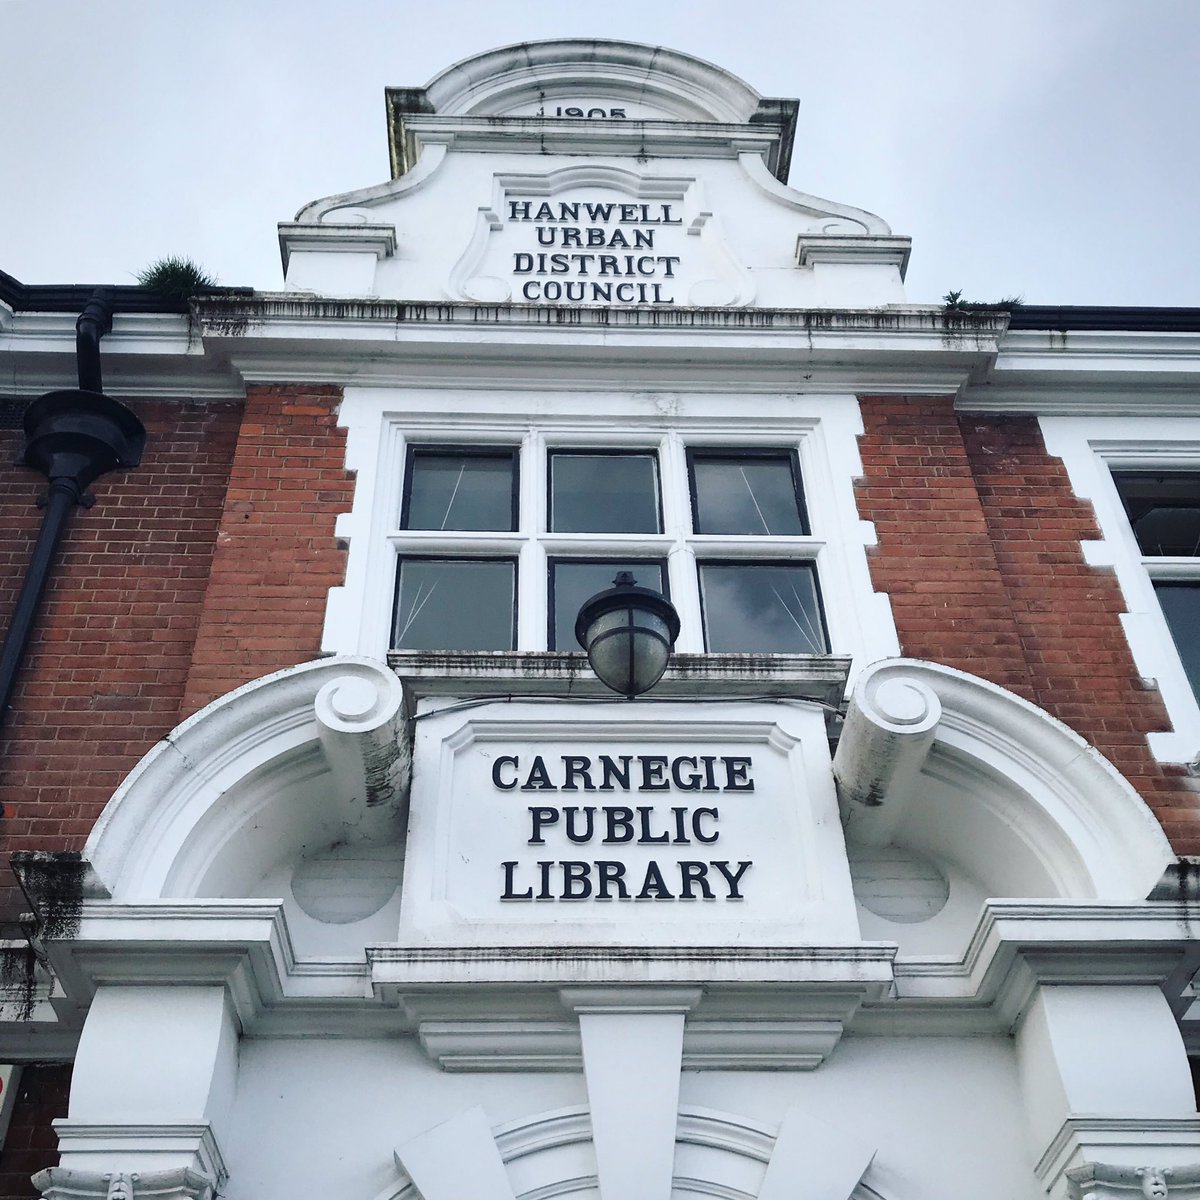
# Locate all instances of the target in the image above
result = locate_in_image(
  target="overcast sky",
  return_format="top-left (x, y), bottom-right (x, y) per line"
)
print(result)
top-left (2, 0), bottom-right (1197, 307)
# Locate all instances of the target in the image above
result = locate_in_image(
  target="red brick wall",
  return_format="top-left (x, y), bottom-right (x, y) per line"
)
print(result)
top-left (0, 402), bottom-right (242, 921)
top-left (856, 396), bottom-right (1200, 852)
top-left (853, 395), bottom-right (1037, 698)
top-left (0, 1063), bottom-right (71, 1197)
top-left (181, 384), bottom-right (352, 714)
top-left (0, 383), bottom-right (350, 1178)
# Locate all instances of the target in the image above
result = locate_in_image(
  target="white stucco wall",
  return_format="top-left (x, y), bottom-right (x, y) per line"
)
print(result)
top-left (220, 1033), bottom-right (1037, 1200)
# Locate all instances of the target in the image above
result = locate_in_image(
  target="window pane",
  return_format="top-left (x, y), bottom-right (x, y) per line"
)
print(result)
top-left (699, 563), bottom-right (826, 653)
top-left (1113, 473), bottom-right (1200, 556)
top-left (1156, 583), bottom-right (1200, 698)
top-left (550, 559), bottom-right (666, 650)
top-left (550, 453), bottom-right (661, 533)
top-left (393, 560), bottom-right (514, 650)
top-left (403, 450), bottom-right (516, 531)
top-left (690, 453), bottom-right (807, 536)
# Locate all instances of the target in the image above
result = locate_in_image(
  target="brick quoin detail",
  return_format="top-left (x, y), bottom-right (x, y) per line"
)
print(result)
top-left (856, 395), bottom-right (1200, 853)
top-left (0, 1063), bottom-right (71, 1198)
top-left (0, 403), bottom-right (242, 921)
top-left (181, 384), bottom-right (353, 714)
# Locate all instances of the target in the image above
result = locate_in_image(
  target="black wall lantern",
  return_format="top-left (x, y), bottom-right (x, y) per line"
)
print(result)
top-left (574, 572), bottom-right (681, 698)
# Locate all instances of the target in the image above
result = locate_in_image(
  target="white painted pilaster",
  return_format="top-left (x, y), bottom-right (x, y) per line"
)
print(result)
top-left (1017, 985), bottom-right (1200, 1197)
top-left (47, 987), bottom-right (236, 1190)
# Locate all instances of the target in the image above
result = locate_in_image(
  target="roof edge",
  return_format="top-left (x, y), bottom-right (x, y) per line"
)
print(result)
top-left (0, 268), bottom-right (252, 316)
top-left (1008, 305), bottom-right (1200, 333)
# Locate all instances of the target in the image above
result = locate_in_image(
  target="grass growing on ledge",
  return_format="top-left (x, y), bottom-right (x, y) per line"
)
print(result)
top-left (943, 289), bottom-right (1024, 313)
top-left (135, 256), bottom-right (218, 303)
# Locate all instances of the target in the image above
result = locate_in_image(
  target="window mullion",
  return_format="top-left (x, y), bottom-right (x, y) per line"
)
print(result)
top-left (518, 429), bottom-right (546, 650)
top-left (668, 543), bottom-right (704, 653)
top-left (1145, 557), bottom-right (1200, 581)
top-left (659, 432), bottom-right (690, 542)
top-left (660, 432), bottom-right (702, 651)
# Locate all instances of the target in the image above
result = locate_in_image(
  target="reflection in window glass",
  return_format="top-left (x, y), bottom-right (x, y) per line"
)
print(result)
top-left (393, 559), bottom-right (515, 650)
top-left (550, 559), bottom-right (666, 650)
top-left (690, 453), bottom-right (807, 536)
top-left (699, 563), bottom-right (826, 653)
top-left (1113, 473), bottom-right (1200, 557)
top-left (550, 453), bottom-right (661, 534)
top-left (1156, 583), bottom-right (1200, 698)
top-left (403, 449), bottom-right (516, 531)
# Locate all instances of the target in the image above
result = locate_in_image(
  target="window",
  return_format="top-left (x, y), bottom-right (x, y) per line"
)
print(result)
top-left (689, 451), bottom-right (808, 536)
top-left (1114, 472), bottom-right (1200, 698)
top-left (392, 448), bottom-right (519, 650)
top-left (698, 562), bottom-right (825, 653)
top-left (550, 557), bottom-right (668, 649)
top-left (391, 438), bottom-right (828, 656)
top-left (549, 451), bottom-right (661, 534)
top-left (401, 447), bottom-right (517, 532)
top-left (688, 449), bottom-right (825, 653)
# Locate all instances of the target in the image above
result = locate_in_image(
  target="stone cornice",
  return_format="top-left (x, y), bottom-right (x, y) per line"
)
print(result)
top-left (387, 650), bottom-right (851, 707)
top-left (400, 115), bottom-right (786, 174)
top-left (958, 327), bottom-right (1200, 414)
top-left (18, 896), bottom-right (1200, 1045)
top-left (190, 297), bottom-right (1005, 394)
top-left (5, 292), bottom-right (1199, 410)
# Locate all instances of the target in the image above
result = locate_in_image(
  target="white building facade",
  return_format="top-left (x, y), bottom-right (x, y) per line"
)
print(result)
top-left (4, 39), bottom-right (1200, 1200)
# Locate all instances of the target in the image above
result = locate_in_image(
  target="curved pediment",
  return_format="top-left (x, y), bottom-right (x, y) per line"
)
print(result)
top-left (281, 39), bottom-right (907, 307)
top-left (417, 39), bottom-right (772, 124)
top-left (85, 653), bottom-right (1173, 932)
top-left (835, 658), bottom-right (1175, 905)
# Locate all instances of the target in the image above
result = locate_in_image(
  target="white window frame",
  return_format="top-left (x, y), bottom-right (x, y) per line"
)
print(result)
top-left (1041, 416), bottom-right (1200, 764)
top-left (325, 388), bottom-right (899, 678)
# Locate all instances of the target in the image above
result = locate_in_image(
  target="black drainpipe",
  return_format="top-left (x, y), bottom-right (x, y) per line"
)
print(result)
top-left (0, 289), bottom-right (146, 737)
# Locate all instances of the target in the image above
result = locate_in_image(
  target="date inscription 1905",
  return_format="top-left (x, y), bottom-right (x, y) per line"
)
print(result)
top-left (536, 106), bottom-right (627, 118)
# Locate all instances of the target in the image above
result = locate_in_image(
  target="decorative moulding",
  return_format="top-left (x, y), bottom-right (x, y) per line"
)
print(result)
top-left (883, 901), bottom-right (1195, 1034)
top-left (277, 222), bottom-right (396, 270)
top-left (292, 144), bottom-right (449, 226)
top-left (387, 649), bottom-right (851, 707)
top-left (386, 39), bottom-right (799, 180)
top-left (1036, 1117), bottom-right (1200, 1197)
top-left (39, 1120), bottom-right (226, 1199)
top-left (446, 164), bottom-right (755, 309)
top-left (406, 985), bottom-right (862, 1072)
top-left (835, 658), bottom-right (1173, 902)
top-left (383, 1102), bottom-right (886, 1200)
top-left (32, 895), bottom-right (1200, 1047)
top-left (373, 945), bottom-right (893, 1071)
top-left (313, 664), bottom-right (411, 835)
top-left (189, 295), bottom-right (1005, 396)
top-left (420, 40), bottom-right (770, 123)
top-left (957, 329), bottom-right (1200, 415)
top-left (83, 656), bottom-right (409, 901)
top-left (33, 1167), bottom-right (217, 1200)
top-left (833, 658), bottom-right (941, 819)
top-left (399, 115), bottom-right (785, 174)
top-left (795, 235), bottom-right (912, 281)
top-left (737, 154), bottom-right (894, 236)
top-left (1067, 1162), bottom-right (1200, 1199)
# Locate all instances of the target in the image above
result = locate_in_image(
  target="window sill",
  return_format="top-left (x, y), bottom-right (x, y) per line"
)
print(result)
top-left (386, 649), bottom-right (850, 706)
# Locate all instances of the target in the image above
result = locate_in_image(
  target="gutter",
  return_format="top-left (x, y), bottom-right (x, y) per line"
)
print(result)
top-left (1008, 305), bottom-right (1200, 333)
